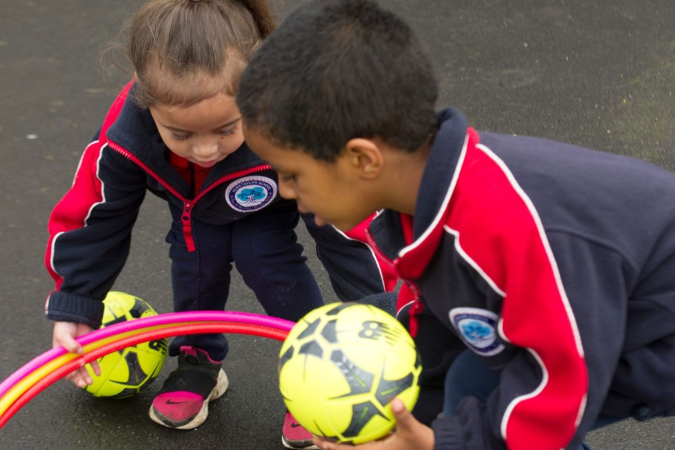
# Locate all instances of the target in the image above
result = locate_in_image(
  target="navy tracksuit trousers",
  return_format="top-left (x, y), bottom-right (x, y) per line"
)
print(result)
top-left (166, 202), bottom-right (323, 361)
top-left (166, 201), bottom-right (394, 361)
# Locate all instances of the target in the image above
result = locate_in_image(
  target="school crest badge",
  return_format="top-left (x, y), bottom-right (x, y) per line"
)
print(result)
top-left (225, 175), bottom-right (277, 212)
top-left (450, 307), bottom-right (504, 356)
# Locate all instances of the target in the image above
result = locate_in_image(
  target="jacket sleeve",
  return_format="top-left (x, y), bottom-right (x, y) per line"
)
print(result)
top-left (433, 232), bottom-right (629, 450)
top-left (301, 212), bottom-right (398, 314)
top-left (44, 139), bottom-right (147, 329)
top-left (398, 301), bottom-right (466, 426)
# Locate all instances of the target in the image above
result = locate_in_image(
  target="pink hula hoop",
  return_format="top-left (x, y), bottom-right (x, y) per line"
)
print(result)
top-left (0, 311), bottom-right (293, 399)
top-left (0, 320), bottom-right (290, 430)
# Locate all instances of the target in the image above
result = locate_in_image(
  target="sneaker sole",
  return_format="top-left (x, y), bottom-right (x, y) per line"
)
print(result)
top-left (149, 368), bottom-right (229, 430)
top-left (281, 436), bottom-right (319, 450)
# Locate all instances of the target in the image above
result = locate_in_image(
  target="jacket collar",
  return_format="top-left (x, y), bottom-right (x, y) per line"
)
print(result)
top-left (370, 107), bottom-right (470, 279)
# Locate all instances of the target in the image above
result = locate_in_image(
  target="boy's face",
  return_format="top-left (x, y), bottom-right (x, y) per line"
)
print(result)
top-left (244, 126), bottom-right (375, 231)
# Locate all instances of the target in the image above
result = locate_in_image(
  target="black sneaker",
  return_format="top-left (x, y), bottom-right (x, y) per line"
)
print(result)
top-left (149, 346), bottom-right (228, 429)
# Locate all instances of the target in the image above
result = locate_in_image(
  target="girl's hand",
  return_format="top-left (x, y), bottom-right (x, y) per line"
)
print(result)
top-left (313, 398), bottom-right (435, 450)
top-left (52, 321), bottom-right (100, 388)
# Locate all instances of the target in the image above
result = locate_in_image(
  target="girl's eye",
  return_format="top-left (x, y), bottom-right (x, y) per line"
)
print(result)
top-left (220, 126), bottom-right (237, 137)
top-left (281, 174), bottom-right (296, 182)
top-left (172, 133), bottom-right (191, 141)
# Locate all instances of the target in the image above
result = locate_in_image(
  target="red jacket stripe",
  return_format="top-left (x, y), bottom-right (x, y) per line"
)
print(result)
top-left (44, 82), bottom-right (132, 289)
top-left (45, 140), bottom-right (104, 289)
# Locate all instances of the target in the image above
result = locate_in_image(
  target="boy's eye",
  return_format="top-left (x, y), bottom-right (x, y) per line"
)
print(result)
top-left (280, 174), bottom-right (296, 182)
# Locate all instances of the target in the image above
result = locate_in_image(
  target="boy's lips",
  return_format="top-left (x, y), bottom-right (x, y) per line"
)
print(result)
top-left (297, 206), bottom-right (324, 226)
top-left (296, 203), bottom-right (309, 215)
top-left (313, 215), bottom-right (327, 227)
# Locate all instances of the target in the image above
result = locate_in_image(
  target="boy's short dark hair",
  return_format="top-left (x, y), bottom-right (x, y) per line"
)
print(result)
top-left (238, 0), bottom-right (439, 162)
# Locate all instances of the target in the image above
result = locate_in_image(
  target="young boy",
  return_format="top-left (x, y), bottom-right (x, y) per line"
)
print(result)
top-left (237, 0), bottom-right (675, 449)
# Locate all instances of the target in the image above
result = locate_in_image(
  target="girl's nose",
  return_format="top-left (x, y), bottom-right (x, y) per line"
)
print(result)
top-left (192, 140), bottom-right (219, 158)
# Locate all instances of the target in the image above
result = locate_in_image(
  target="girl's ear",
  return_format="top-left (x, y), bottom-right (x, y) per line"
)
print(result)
top-left (343, 138), bottom-right (383, 179)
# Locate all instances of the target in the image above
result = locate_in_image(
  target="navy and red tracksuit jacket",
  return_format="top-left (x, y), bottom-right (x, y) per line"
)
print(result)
top-left (45, 81), bottom-right (397, 329)
top-left (368, 108), bottom-right (675, 449)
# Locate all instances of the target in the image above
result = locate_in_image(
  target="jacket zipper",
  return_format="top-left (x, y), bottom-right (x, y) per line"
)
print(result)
top-left (365, 225), bottom-right (423, 336)
top-left (106, 141), bottom-right (272, 252)
top-left (364, 227), bottom-right (397, 271)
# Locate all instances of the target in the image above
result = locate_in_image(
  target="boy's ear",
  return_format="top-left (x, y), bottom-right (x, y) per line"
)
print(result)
top-left (343, 138), bottom-right (383, 179)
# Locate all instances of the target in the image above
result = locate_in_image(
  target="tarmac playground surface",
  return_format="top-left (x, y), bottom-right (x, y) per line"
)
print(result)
top-left (1, 0), bottom-right (674, 448)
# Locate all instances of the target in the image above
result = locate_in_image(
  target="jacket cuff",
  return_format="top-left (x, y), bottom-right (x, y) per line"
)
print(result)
top-left (45, 291), bottom-right (105, 329)
top-left (432, 415), bottom-right (466, 450)
top-left (356, 292), bottom-right (398, 316)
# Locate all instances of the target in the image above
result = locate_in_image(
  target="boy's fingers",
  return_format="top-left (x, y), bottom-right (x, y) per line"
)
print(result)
top-left (313, 436), bottom-right (369, 450)
top-left (312, 437), bottom-right (335, 450)
top-left (314, 441), bottom-right (372, 450)
top-left (391, 398), bottom-right (435, 449)
top-left (311, 400), bottom-right (419, 450)
top-left (390, 398), bottom-right (411, 423)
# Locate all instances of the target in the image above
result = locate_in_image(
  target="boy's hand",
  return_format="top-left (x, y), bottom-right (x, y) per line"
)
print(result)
top-left (52, 321), bottom-right (100, 388)
top-left (313, 399), bottom-right (435, 450)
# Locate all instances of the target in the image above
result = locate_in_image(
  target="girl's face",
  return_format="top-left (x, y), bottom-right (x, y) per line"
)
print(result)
top-left (149, 92), bottom-right (244, 168)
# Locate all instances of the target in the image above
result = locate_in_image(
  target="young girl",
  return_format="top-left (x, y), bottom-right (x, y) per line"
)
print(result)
top-left (45, 0), bottom-right (396, 447)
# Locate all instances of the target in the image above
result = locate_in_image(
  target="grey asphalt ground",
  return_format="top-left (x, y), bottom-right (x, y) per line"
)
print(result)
top-left (1, 0), bottom-right (674, 449)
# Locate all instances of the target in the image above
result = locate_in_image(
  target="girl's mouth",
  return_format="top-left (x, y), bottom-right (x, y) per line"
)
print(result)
top-left (194, 159), bottom-right (218, 168)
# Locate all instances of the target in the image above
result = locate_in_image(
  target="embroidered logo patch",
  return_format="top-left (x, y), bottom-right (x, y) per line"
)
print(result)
top-left (449, 307), bottom-right (504, 356)
top-left (225, 176), bottom-right (277, 212)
